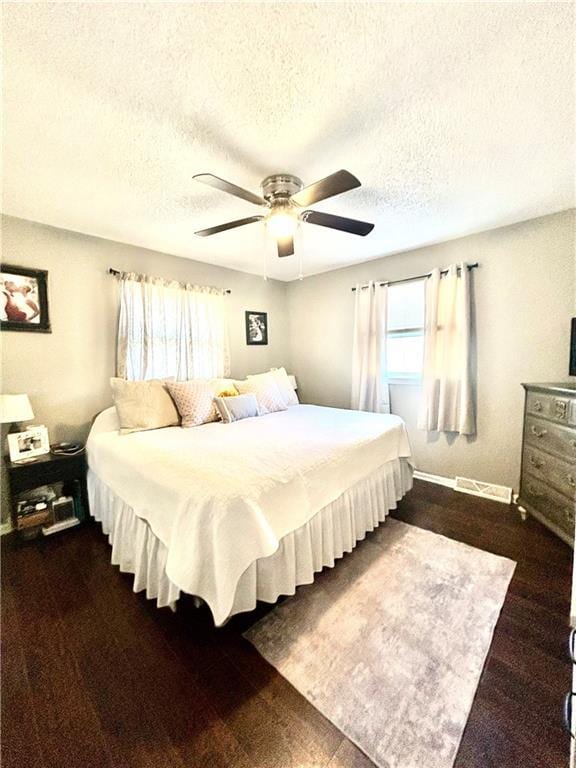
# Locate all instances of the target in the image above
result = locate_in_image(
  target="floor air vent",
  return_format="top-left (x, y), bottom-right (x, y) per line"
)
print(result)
top-left (454, 476), bottom-right (512, 504)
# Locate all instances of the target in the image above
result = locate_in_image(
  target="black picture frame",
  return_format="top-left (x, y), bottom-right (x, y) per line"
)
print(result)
top-left (570, 317), bottom-right (576, 376)
top-left (0, 264), bottom-right (51, 333)
top-left (245, 311), bottom-right (268, 346)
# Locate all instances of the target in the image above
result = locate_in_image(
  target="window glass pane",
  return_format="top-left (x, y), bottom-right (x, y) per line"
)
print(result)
top-left (387, 280), bottom-right (425, 331)
top-left (386, 334), bottom-right (424, 378)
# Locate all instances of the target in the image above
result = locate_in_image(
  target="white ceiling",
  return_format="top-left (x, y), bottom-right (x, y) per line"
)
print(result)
top-left (2, 2), bottom-right (574, 281)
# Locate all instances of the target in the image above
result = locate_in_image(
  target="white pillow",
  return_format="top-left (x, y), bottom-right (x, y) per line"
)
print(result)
top-left (166, 379), bottom-right (220, 427)
top-left (90, 406), bottom-right (120, 436)
top-left (235, 377), bottom-right (288, 415)
top-left (247, 367), bottom-right (298, 407)
top-left (214, 394), bottom-right (259, 423)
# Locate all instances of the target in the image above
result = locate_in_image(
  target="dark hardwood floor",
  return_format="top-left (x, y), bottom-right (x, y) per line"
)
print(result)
top-left (2, 479), bottom-right (572, 768)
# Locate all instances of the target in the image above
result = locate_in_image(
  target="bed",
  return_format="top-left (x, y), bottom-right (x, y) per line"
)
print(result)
top-left (86, 404), bottom-right (413, 625)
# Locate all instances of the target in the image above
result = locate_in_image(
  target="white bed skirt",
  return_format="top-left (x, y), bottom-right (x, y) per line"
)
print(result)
top-left (88, 458), bottom-right (413, 623)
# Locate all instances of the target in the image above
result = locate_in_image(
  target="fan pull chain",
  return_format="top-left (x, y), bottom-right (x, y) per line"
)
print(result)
top-left (262, 225), bottom-right (269, 281)
top-left (297, 225), bottom-right (304, 280)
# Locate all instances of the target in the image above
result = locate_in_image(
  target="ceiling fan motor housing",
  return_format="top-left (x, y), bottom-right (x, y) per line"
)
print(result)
top-left (261, 174), bottom-right (303, 206)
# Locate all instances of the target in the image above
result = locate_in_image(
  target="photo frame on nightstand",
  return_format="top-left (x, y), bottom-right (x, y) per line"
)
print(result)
top-left (7, 426), bottom-right (50, 463)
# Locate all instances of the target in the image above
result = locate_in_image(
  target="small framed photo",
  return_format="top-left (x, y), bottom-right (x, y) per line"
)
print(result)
top-left (0, 264), bottom-right (51, 333)
top-left (8, 426), bottom-right (50, 463)
top-left (245, 311), bottom-right (268, 346)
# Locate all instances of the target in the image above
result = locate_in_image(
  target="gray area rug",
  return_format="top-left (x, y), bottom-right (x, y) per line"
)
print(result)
top-left (244, 518), bottom-right (515, 768)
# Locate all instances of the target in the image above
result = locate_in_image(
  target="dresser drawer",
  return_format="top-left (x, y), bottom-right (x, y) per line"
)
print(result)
top-left (522, 446), bottom-right (576, 500)
top-left (520, 473), bottom-right (575, 537)
top-left (526, 390), bottom-right (576, 426)
top-left (525, 415), bottom-right (576, 462)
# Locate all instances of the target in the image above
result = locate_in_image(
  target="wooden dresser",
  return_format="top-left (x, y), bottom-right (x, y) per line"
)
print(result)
top-left (519, 383), bottom-right (576, 547)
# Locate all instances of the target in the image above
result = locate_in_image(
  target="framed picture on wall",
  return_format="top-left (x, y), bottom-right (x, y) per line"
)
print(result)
top-left (245, 311), bottom-right (268, 345)
top-left (0, 264), bottom-right (51, 333)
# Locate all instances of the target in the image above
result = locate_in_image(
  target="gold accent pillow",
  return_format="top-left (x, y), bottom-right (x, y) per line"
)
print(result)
top-left (218, 388), bottom-right (239, 398)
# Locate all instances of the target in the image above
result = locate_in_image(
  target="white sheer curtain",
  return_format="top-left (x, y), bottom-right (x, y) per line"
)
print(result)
top-left (351, 281), bottom-right (391, 413)
top-left (116, 273), bottom-right (230, 381)
top-left (418, 263), bottom-right (475, 435)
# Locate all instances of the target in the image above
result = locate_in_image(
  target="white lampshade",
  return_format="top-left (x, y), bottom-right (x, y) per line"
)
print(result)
top-left (0, 394), bottom-right (34, 424)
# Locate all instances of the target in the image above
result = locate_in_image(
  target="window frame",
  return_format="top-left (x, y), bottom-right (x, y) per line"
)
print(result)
top-left (384, 280), bottom-right (425, 383)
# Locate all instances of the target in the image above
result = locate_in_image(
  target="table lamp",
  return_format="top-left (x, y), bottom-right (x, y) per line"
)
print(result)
top-left (0, 394), bottom-right (34, 432)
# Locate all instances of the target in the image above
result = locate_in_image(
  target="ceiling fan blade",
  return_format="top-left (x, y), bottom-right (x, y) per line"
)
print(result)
top-left (195, 215), bottom-right (264, 237)
top-left (193, 173), bottom-right (266, 206)
top-left (302, 210), bottom-right (374, 236)
top-left (277, 235), bottom-right (294, 258)
top-left (291, 170), bottom-right (361, 207)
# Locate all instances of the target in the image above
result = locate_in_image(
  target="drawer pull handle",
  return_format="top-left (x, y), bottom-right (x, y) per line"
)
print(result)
top-left (532, 400), bottom-right (543, 412)
top-left (570, 628), bottom-right (576, 663)
top-left (564, 692), bottom-right (575, 738)
top-left (568, 475), bottom-right (576, 488)
top-left (529, 456), bottom-right (544, 469)
top-left (530, 426), bottom-right (547, 438)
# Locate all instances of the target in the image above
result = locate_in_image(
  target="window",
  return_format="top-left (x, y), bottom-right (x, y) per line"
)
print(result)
top-left (385, 279), bottom-right (425, 380)
top-left (117, 276), bottom-right (230, 381)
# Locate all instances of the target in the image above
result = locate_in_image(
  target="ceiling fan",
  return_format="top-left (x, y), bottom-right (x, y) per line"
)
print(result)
top-left (193, 170), bottom-right (374, 258)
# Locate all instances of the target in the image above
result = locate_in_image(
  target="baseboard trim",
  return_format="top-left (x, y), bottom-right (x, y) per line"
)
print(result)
top-left (1, 521), bottom-right (13, 536)
top-left (413, 470), bottom-right (456, 489)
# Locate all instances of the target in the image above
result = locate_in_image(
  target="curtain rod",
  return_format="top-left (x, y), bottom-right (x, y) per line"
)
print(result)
top-left (108, 268), bottom-right (231, 294)
top-left (351, 262), bottom-right (479, 292)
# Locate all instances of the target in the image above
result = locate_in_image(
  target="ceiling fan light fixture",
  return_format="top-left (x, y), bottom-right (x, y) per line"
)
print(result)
top-left (266, 210), bottom-right (298, 239)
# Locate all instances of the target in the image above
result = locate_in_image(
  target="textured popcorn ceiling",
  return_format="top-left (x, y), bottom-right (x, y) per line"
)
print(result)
top-left (2, 2), bottom-right (574, 281)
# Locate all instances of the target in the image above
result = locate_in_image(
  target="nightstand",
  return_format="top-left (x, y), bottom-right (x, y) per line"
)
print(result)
top-left (4, 450), bottom-right (89, 536)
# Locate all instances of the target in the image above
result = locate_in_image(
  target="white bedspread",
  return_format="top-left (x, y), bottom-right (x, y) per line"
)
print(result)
top-left (87, 404), bottom-right (412, 625)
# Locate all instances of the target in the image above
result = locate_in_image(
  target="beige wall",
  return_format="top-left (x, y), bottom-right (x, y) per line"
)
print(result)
top-left (2, 210), bottom-right (574, 525)
top-left (0, 215), bottom-right (290, 444)
top-left (287, 210), bottom-right (576, 491)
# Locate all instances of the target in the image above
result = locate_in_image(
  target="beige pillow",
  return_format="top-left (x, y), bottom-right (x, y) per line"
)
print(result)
top-left (235, 376), bottom-right (288, 415)
top-left (248, 367), bottom-right (298, 407)
top-left (110, 378), bottom-right (180, 434)
top-left (166, 379), bottom-right (220, 427)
